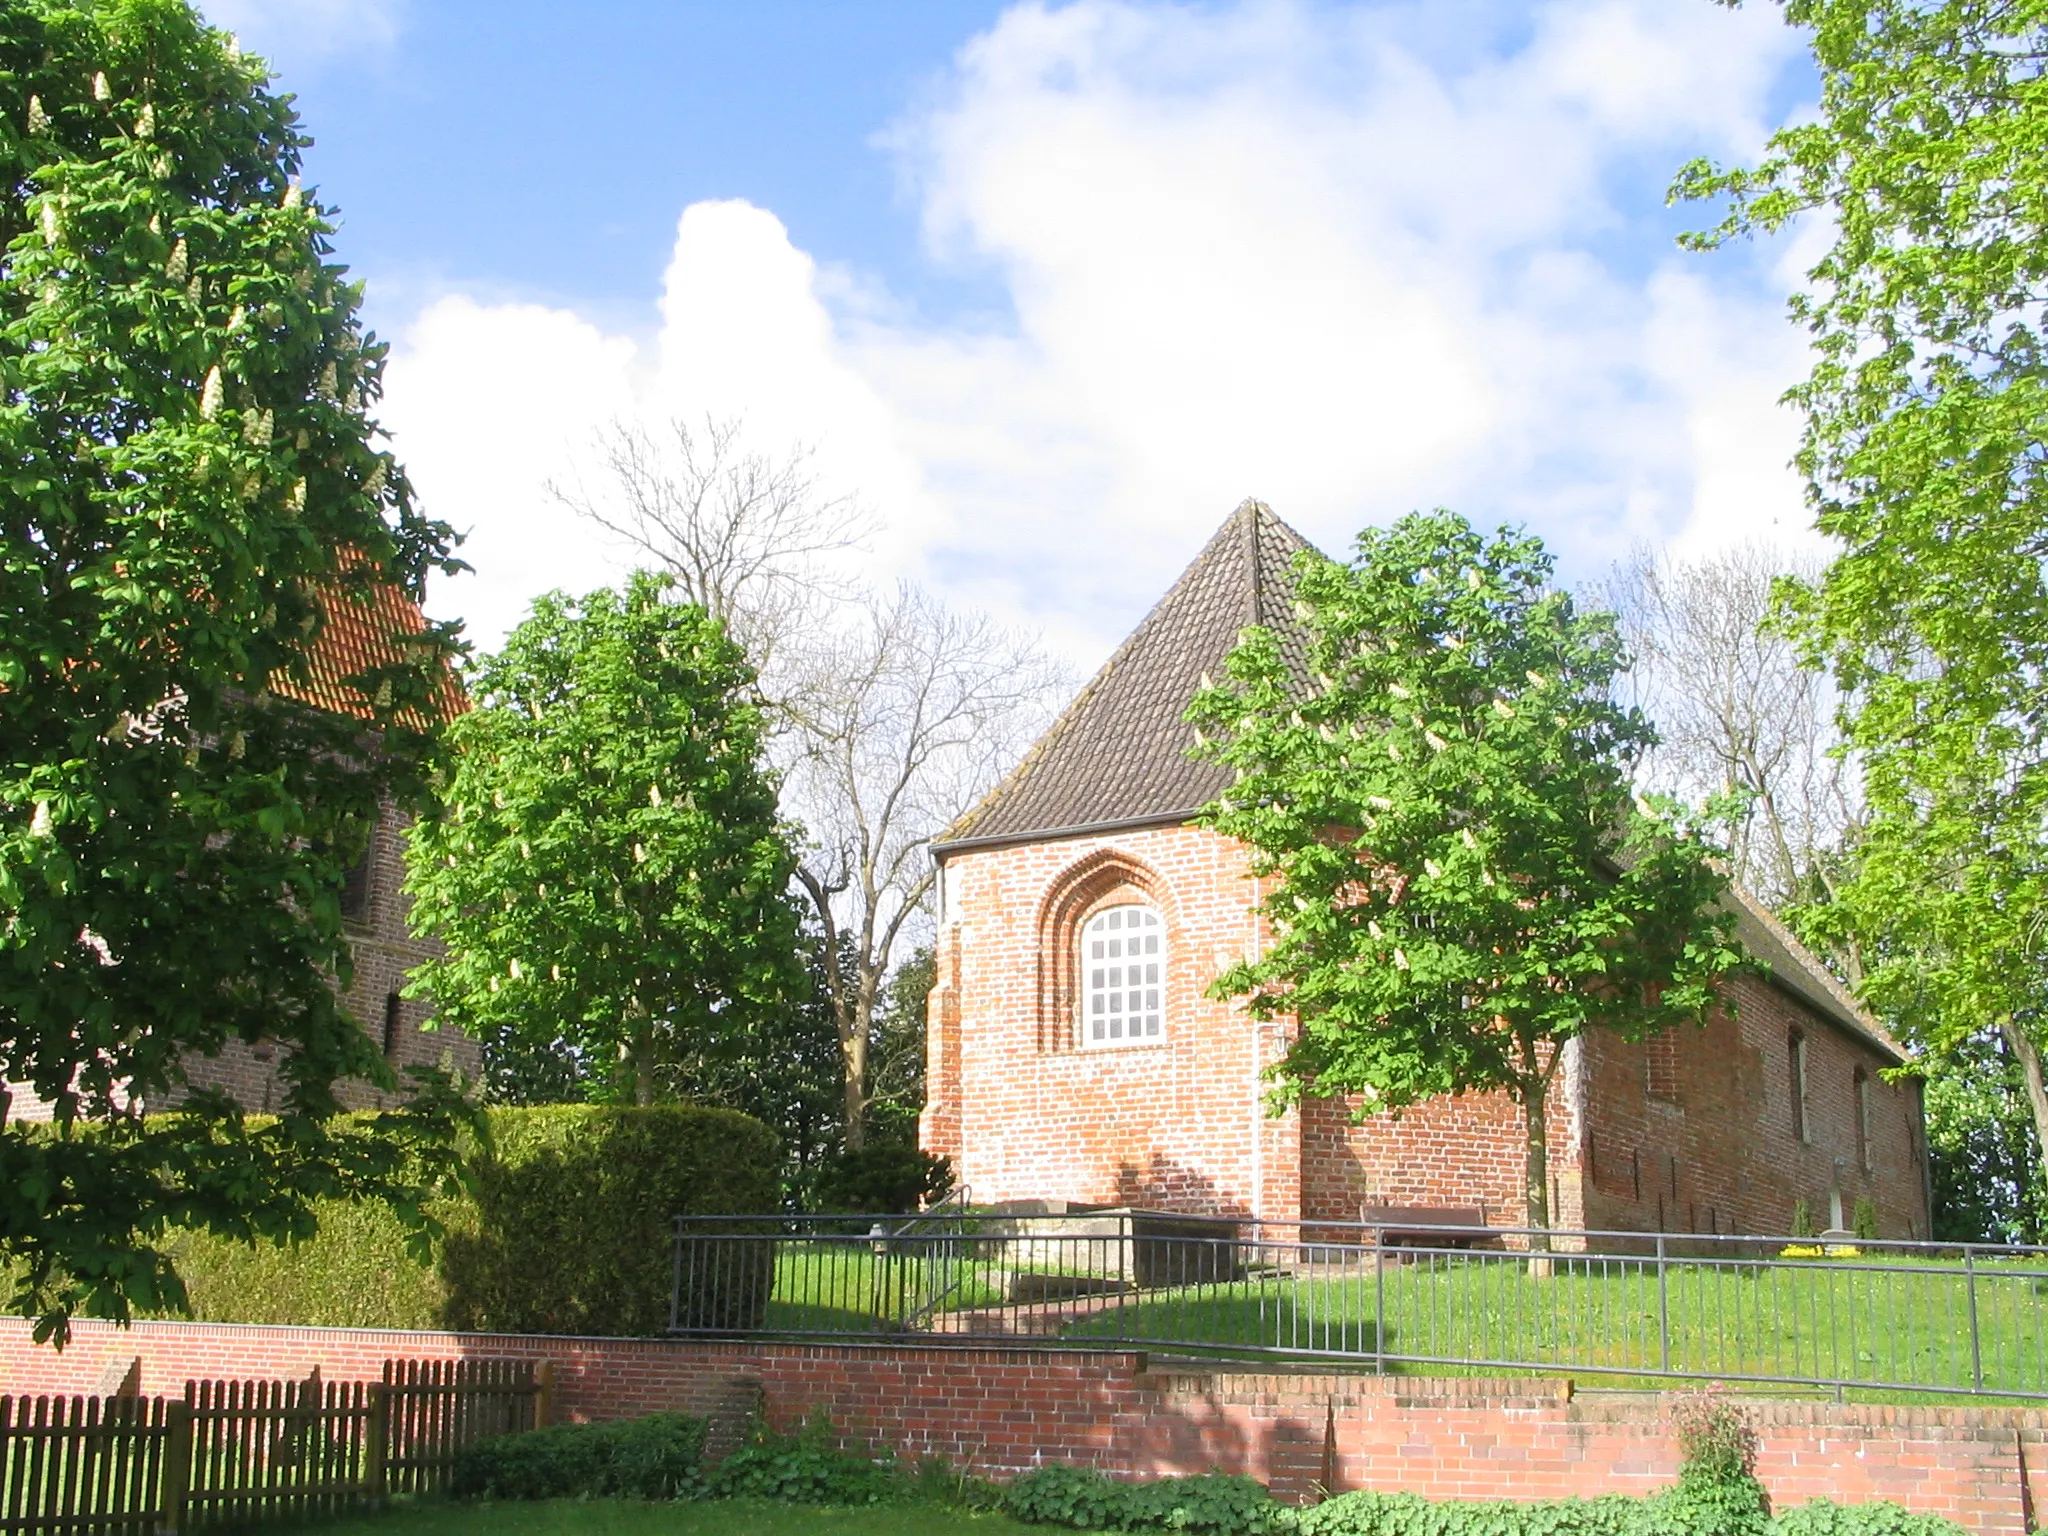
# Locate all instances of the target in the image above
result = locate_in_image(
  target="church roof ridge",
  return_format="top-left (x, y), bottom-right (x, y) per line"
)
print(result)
top-left (937, 499), bottom-right (1314, 850)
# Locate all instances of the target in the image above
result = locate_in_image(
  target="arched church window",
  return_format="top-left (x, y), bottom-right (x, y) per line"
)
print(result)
top-left (1081, 905), bottom-right (1164, 1047)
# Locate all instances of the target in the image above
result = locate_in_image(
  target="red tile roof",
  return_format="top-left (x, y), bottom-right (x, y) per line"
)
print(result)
top-left (272, 573), bottom-right (466, 728)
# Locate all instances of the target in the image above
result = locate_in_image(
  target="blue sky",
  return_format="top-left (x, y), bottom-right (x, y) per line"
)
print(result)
top-left (210, 0), bottom-right (1824, 661)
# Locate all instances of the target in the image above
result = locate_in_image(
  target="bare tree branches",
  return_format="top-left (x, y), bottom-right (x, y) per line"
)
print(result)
top-left (1606, 543), bottom-right (1865, 972)
top-left (780, 584), bottom-right (1067, 1148)
top-left (547, 416), bottom-right (870, 674)
top-left (554, 420), bottom-right (1068, 1153)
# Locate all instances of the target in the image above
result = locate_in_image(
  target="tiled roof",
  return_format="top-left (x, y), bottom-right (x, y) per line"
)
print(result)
top-left (1724, 885), bottom-right (1905, 1064)
top-left (939, 499), bottom-right (1313, 847)
top-left (271, 571), bottom-right (466, 728)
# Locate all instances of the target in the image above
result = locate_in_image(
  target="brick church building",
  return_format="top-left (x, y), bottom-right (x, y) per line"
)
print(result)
top-left (8, 577), bottom-right (479, 1121)
top-left (920, 502), bottom-right (1932, 1241)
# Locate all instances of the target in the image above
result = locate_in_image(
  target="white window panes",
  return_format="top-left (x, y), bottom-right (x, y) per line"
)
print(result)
top-left (1079, 904), bottom-right (1164, 1047)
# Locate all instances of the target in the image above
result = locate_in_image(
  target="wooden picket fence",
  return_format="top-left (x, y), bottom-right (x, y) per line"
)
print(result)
top-left (1, 1358), bottom-right (551, 1534)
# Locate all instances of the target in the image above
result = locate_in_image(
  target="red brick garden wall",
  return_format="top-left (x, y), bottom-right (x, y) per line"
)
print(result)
top-left (6, 1321), bottom-right (2038, 1533)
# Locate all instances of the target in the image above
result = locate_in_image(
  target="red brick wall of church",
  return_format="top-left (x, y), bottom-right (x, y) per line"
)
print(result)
top-left (926, 821), bottom-right (1929, 1243)
top-left (923, 822), bottom-right (1299, 1221)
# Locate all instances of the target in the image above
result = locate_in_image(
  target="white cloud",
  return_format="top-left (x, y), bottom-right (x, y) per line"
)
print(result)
top-left (379, 0), bottom-right (1815, 661)
top-left (198, 0), bottom-right (405, 62)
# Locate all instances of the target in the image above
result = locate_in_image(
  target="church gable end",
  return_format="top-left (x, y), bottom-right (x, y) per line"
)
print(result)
top-left (939, 499), bottom-right (1315, 850)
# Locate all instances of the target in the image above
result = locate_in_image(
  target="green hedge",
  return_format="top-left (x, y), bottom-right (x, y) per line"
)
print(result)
top-left (162, 1103), bottom-right (780, 1336)
top-left (442, 1103), bottom-right (779, 1336)
top-left (450, 1414), bottom-right (707, 1500)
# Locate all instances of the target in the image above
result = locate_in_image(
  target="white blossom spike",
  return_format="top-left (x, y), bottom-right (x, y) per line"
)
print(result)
top-left (1493, 697), bottom-right (1514, 718)
top-left (551, 964), bottom-right (562, 982)
top-left (317, 360), bottom-right (337, 397)
top-left (238, 471), bottom-right (261, 500)
top-left (227, 730), bottom-right (245, 760)
top-left (1482, 868), bottom-right (1495, 887)
top-left (92, 72), bottom-right (111, 102)
top-left (186, 273), bottom-right (203, 303)
top-left (198, 365), bottom-right (223, 419)
top-left (282, 178), bottom-right (302, 209)
top-left (508, 958), bottom-right (521, 980)
top-left (1387, 742), bottom-right (1402, 762)
top-left (1424, 859), bottom-right (1442, 879)
top-left (287, 478), bottom-right (306, 512)
top-left (1368, 795), bottom-right (1393, 810)
top-left (1425, 731), bottom-right (1449, 752)
top-left (363, 462), bottom-right (387, 498)
top-left (243, 408), bottom-right (273, 447)
top-left (134, 103), bottom-right (154, 138)
top-left (373, 678), bottom-right (392, 709)
top-left (633, 842), bottom-right (648, 863)
top-left (1460, 827), bottom-right (1478, 850)
top-left (26, 95), bottom-right (48, 134)
top-left (1465, 568), bottom-right (1481, 589)
top-left (39, 202), bottom-right (58, 246)
top-left (1526, 670), bottom-right (1547, 687)
top-left (29, 801), bottom-right (53, 838)
top-left (649, 784), bottom-right (662, 806)
top-left (1368, 920), bottom-right (1384, 941)
top-left (1388, 683), bottom-right (1411, 700)
top-left (1394, 948), bottom-right (1410, 971)
top-left (165, 239), bottom-right (187, 283)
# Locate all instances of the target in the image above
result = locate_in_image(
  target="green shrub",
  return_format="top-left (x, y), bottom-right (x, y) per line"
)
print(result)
top-left (1852, 1200), bottom-right (1879, 1242)
top-left (707, 1413), bottom-right (904, 1506)
top-left (808, 1143), bottom-right (954, 1214)
top-left (163, 1194), bottom-right (448, 1328)
top-left (1005, 1464), bottom-right (1293, 1532)
top-left (450, 1413), bottom-right (707, 1500)
top-left (441, 1104), bottom-right (781, 1337)
top-left (1769, 1503), bottom-right (1967, 1536)
top-left (142, 1103), bottom-right (780, 1334)
top-left (1297, 1490), bottom-right (1653, 1536)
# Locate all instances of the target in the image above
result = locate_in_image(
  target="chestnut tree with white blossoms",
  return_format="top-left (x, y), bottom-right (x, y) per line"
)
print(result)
top-left (0, 0), bottom-right (469, 1341)
top-left (1190, 512), bottom-right (1744, 1248)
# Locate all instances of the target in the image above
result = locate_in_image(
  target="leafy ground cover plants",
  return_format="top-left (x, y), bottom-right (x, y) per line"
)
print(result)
top-left (450, 1414), bottom-right (708, 1502)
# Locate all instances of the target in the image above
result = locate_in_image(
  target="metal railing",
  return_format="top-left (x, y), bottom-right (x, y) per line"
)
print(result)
top-left (668, 1213), bottom-right (2048, 1400)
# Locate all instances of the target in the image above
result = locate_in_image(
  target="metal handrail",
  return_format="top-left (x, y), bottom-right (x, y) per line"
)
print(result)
top-left (668, 1213), bottom-right (2048, 1399)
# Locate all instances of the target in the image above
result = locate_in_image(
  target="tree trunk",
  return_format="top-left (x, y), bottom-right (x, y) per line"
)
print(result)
top-left (2000, 1016), bottom-right (2048, 1201)
top-left (1523, 1078), bottom-right (1552, 1255)
top-left (627, 1002), bottom-right (655, 1107)
top-left (841, 1025), bottom-right (867, 1153)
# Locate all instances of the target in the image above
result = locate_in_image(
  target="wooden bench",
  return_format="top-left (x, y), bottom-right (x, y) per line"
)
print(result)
top-left (1358, 1205), bottom-right (1492, 1249)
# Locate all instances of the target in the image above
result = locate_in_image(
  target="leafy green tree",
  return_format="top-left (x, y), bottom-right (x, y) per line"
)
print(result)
top-left (1676, 0), bottom-right (2048, 1190)
top-left (1924, 1032), bottom-right (2048, 1245)
top-left (0, 0), bottom-right (469, 1340)
top-left (405, 574), bottom-right (806, 1107)
top-left (1191, 513), bottom-right (1743, 1247)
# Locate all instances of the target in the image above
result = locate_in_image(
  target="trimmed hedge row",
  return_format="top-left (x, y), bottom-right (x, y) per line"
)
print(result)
top-left (163, 1103), bottom-right (779, 1336)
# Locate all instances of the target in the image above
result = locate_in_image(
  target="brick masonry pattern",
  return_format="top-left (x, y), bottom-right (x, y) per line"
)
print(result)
top-left (2, 1321), bottom-right (2040, 1533)
top-left (923, 822), bottom-right (1931, 1239)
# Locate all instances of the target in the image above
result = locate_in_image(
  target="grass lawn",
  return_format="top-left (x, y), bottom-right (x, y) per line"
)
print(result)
top-left (308, 1498), bottom-right (1031, 1535)
top-left (756, 1243), bottom-right (2048, 1398)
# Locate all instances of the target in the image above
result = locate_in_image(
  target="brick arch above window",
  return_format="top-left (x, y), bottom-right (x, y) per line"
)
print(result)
top-left (1034, 849), bottom-right (1176, 1052)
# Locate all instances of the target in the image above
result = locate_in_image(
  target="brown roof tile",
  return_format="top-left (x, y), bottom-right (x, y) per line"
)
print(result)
top-left (271, 567), bottom-right (466, 729)
top-left (939, 499), bottom-right (1313, 847)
